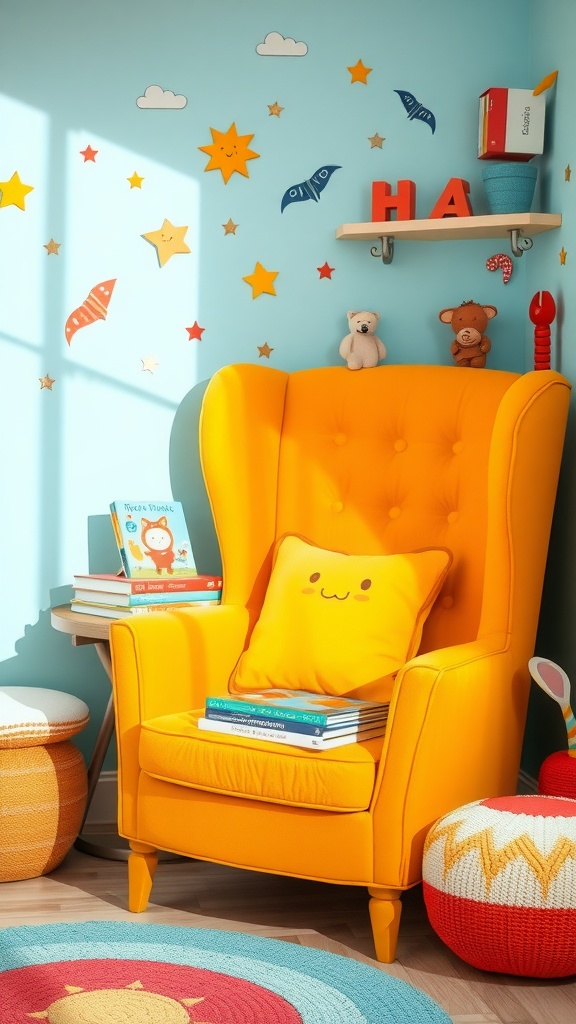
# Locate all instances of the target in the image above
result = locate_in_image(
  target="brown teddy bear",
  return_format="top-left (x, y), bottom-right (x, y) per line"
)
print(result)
top-left (339, 310), bottom-right (386, 370)
top-left (439, 300), bottom-right (498, 368)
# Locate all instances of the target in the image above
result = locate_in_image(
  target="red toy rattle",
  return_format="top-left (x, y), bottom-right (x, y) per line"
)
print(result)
top-left (529, 290), bottom-right (556, 371)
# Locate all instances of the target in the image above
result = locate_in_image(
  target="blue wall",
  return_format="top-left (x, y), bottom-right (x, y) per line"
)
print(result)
top-left (0, 0), bottom-right (569, 774)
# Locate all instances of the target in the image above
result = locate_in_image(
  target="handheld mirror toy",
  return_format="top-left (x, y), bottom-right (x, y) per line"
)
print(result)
top-left (528, 656), bottom-right (576, 754)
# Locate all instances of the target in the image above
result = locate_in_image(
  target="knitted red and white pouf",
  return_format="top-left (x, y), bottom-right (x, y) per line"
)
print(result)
top-left (422, 794), bottom-right (576, 977)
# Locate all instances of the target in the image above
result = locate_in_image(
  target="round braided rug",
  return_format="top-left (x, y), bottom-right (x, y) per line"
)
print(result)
top-left (0, 920), bottom-right (450, 1023)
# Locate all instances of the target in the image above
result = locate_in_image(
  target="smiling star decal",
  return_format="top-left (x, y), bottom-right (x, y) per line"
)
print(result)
top-left (142, 218), bottom-right (191, 267)
top-left (199, 122), bottom-right (259, 183)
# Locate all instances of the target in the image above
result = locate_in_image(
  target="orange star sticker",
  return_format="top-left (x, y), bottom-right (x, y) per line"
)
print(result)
top-left (44, 238), bottom-right (61, 255)
top-left (39, 374), bottom-right (55, 390)
top-left (80, 145), bottom-right (98, 162)
top-left (243, 261), bottom-right (278, 298)
top-left (199, 122), bottom-right (259, 183)
top-left (128, 171), bottom-right (144, 188)
top-left (258, 342), bottom-right (274, 358)
top-left (347, 59), bottom-right (372, 84)
top-left (368, 132), bottom-right (385, 148)
top-left (186, 321), bottom-right (205, 340)
top-left (317, 262), bottom-right (335, 279)
top-left (222, 219), bottom-right (238, 234)
top-left (268, 102), bottom-right (284, 117)
top-left (560, 246), bottom-right (567, 264)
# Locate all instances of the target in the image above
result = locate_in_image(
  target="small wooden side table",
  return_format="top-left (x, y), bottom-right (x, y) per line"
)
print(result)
top-left (50, 605), bottom-right (180, 863)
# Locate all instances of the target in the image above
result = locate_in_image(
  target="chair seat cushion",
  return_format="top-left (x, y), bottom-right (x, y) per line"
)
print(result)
top-left (139, 710), bottom-right (384, 812)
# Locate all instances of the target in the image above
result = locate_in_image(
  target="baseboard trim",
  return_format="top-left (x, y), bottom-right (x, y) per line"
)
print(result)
top-left (85, 770), bottom-right (118, 826)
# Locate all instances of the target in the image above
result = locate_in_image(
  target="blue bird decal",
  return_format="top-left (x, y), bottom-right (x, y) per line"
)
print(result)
top-left (281, 164), bottom-right (341, 212)
top-left (394, 90), bottom-right (436, 133)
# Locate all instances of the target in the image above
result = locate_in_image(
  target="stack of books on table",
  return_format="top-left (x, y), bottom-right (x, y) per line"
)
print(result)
top-left (198, 688), bottom-right (389, 750)
top-left (70, 572), bottom-right (222, 618)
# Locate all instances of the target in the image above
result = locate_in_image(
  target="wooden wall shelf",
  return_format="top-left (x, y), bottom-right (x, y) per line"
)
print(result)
top-left (336, 213), bottom-right (562, 264)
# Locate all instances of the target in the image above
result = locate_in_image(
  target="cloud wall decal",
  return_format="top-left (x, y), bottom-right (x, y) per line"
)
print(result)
top-left (136, 85), bottom-right (187, 109)
top-left (256, 31), bottom-right (308, 56)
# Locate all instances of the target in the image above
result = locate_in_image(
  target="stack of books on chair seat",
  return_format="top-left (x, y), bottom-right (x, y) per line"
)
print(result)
top-left (198, 688), bottom-right (389, 750)
top-left (71, 572), bottom-right (222, 618)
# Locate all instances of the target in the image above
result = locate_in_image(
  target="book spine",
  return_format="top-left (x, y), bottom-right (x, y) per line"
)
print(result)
top-left (198, 718), bottom-right (330, 748)
top-left (129, 601), bottom-right (219, 614)
top-left (205, 696), bottom-right (329, 726)
top-left (127, 589), bottom-right (221, 605)
top-left (205, 709), bottom-right (326, 736)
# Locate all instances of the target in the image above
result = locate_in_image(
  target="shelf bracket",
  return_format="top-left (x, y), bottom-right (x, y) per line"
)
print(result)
top-left (508, 228), bottom-right (534, 258)
top-left (370, 235), bottom-right (394, 265)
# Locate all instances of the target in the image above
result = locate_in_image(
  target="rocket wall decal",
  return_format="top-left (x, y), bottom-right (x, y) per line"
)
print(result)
top-left (65, 279), bottom-right (117, 344)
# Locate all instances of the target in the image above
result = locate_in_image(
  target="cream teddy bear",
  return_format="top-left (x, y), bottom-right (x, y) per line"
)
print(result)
top-left (339, 310), bottom-right (386, 370)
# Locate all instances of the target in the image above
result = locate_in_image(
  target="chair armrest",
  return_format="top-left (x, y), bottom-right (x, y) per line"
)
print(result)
top-left (372, 633), bottom-right (526, 887)
top-left (110, 604), bottom-right (250, 838)
top-left (110, 604), bottom-right (250, 723)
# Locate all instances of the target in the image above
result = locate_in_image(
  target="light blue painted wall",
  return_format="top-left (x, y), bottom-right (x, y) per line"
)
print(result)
top-left (0, 0), bottom-right (567, 774)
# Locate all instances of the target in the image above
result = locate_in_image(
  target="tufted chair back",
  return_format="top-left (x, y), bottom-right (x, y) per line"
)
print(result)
top-left (200, 363), bottom-right (568, 663)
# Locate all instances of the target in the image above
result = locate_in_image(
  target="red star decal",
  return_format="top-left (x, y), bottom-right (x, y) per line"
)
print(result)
top-left (317, 262), bottom-right (335, 279)
top-left (186, 321), bottom-right (205, 341)
top-left (80, 145), bottom-right (98, 162)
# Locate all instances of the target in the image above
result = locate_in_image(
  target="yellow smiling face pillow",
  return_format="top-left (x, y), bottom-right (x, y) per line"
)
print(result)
top-left (230, 534), bottom-right (452, 701)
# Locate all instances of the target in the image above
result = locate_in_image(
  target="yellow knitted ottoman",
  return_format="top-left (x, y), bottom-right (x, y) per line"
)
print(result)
top-left (0, 686), bottom-right (89, 882)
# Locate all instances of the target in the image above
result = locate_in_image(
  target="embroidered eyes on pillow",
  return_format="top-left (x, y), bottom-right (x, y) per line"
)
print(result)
top-left (230, 534), bottom-right (452, 700)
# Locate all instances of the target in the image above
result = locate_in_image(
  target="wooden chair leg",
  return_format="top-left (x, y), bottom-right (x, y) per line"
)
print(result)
top-left (368, 886), bottom-right (403, 963)
top-left (128, 841), bottom-right (158, 912)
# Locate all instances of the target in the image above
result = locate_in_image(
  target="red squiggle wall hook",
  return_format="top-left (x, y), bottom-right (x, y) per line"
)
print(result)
top-left (529, 290), bottom-right (556, 371)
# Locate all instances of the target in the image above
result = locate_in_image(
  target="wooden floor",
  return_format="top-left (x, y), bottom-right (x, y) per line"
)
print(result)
top-left (2, 840), bottom-right (576, 1024)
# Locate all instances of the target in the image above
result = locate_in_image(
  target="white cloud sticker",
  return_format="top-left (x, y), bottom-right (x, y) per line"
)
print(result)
top-left (136, 85), bottom-right (187, 109)
top-left (256, 32), bottom-right (308, 56)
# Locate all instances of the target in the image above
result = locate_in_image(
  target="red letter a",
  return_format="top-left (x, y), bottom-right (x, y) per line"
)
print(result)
top-left (429, 178), bottom-right (473, 219)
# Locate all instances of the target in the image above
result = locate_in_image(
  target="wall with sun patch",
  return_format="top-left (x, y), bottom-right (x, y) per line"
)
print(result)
top-left (0, 0), bottom-right (567, 783)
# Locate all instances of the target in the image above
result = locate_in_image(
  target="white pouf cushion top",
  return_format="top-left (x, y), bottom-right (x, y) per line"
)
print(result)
top-left (0, 686), bottom-right (90, 748)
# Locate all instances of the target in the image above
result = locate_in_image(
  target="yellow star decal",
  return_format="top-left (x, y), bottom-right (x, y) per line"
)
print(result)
top-left (347, 59), bottom-right (372, 84)
top-left (44, 238), bottom-right (61, 255)
top-left (268, 102), bottom-right (284, 117)
top-left (141, 356), bottom-right (159, 373)
top-left (199, 122), bottom-right (259, 183)
top-left (565, 165), bottom-right (571, 182)
top-left (243, 261), bottom-right (278, 299)
top-left (560, 246), bottom-right (567, 265)
top-left (258, 342), bottom-right (274, 358)
top-left (0, 171), bottom-right (34, 210)
top-left (128, 171), bottom-right (144, 188)
top-left (39, 374), bottom-right (55, 390)
top-left (368, 132), bottom-right (385, 148)
top-left (142, 218), bottom-right (191, 267)
top-left (222, 218), bottom-right (238, 235)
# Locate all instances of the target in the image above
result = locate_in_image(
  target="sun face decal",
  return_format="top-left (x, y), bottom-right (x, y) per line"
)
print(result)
top-left (302, 572), bottom-right (373, 602)
top-left (28, 980), bottom-right (206, 1023)
top-left (199, 122), bottom-right (260, 183)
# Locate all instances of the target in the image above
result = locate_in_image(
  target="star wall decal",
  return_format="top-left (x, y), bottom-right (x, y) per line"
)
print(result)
top-left (0, 171), bottom-right (34, 210)
top-left (44, 238), bottom-right (61, 255)
top-left (141, 356), bottom-right (159, 372)
top-left (347, 59), bottom-right (372, 84)
top-left (186, 321), bottom-right (205, 341)
top-left (222, 218), bottom-right (238, 235)
top-left (142, 218), bottom-right (191, 267)
top-left (80, 145), bottom-right (98, 162)
top-left (565, 165), bottom-right (571, 182)
top-left (128, 171), bottom-right (144, 188)
top-left (258, 342), bottom-right (274, 358)
top-left (368, 132), bottom-right (385, 148)
top-left (560, 246), bottom-right (567, 264)
top-left (268, 102), bottom-right (284, 117)
top-left (317, 261), bottom-right (335, 279)
top-left (39, 374), bottom-right (55, 390)
top-left (199, 122), bottom-right (259, 183)
top-left (243, 261), bottom-right (278, 298)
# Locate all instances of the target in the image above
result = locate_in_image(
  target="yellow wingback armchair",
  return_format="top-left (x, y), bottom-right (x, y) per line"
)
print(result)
top-left (110, 363), bottom-right (570, 962)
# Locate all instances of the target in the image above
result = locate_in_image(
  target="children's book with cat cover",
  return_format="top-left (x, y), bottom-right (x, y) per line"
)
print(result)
top-left (110, 500), bottom-right (197, 578)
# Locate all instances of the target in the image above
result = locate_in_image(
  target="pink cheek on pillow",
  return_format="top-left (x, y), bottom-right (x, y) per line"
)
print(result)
top-left (301, 587), bottom-right (317, 595)
top-left (353, 594), bottom-right (371, 602)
